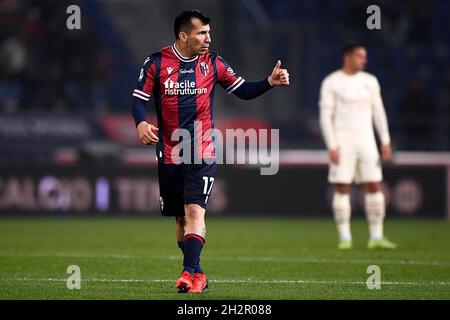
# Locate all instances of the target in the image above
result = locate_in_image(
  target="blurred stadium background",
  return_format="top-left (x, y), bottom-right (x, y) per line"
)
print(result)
top-left (0, 0), bottom-right (448, 219)
top-left (1, 0), bottom-right (450, 300)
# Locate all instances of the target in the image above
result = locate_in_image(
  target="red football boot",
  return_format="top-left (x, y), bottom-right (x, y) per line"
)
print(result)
top-left (175, 271), bottom-right (194, 293)
top-left (189, 273), bottom-right (208, 293)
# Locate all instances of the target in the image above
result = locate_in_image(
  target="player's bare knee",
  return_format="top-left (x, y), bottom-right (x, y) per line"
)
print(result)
top-left (335, 184), bottom-right (350, 194)
top-left (185, 204), bottom-right (205, 215)
top-left (184, 204), bottom-right (205, 223)
top-left (185, 211), bottom-right (204, 224)
top-left (183, 205), bottom-right (206, 236)
top-left (364, 182), bottom-right (380, 193)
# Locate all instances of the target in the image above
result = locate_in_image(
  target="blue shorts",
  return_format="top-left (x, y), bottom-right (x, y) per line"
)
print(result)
top-left (157, 162), bottom-right (217, 217)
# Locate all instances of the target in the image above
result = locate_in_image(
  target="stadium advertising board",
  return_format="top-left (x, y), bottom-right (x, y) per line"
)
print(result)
top-left (0, 165), bottom-right (447, 218)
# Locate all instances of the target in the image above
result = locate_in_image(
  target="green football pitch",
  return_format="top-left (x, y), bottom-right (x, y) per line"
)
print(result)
top-left (1, 217), bottom-right (449, 300)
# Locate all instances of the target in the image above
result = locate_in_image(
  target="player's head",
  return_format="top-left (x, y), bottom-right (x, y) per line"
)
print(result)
top-left (342, 42), bottom-right (367, 72)
top-left (174, 10), bottom-right (211, 55)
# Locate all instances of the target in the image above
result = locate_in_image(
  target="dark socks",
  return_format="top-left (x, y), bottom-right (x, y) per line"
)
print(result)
top-left (179, 234), bottom-right (205, 275)
top-left (177, 238), bottom-right (204, 274)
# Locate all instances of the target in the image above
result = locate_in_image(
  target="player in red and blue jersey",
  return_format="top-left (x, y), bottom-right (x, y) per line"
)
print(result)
top-left (131, 10), bottom-right (289, 293)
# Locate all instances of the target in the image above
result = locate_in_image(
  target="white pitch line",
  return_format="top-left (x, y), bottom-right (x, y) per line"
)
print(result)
top-left (1, 252), bottom-right (450, 267)
top-left (202, 256), bottom-right (450, 267)
top-left (1, 278), bottom-right (450, 286)
top-left (0, 252), bottom-right (136, 259)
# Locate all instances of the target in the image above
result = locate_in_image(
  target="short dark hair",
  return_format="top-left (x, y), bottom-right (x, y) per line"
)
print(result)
top-left (342, 42), bottom-right (365, 57)
top-left (174, 10), bottom-right (210, 39)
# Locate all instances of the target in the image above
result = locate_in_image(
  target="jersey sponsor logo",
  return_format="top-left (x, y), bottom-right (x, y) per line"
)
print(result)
top-left (179, 68), bottom-right (194, 74)
top-left (199, 62), bottom-right (209, 76)
top-left (163, 77), bottom-right (207, 95)
top-left (138, 68), bottom-right (144, 81)
top-left (227, 66), bottom-right (235, 75)
top-left (167, 67), bottom-right (174, 75)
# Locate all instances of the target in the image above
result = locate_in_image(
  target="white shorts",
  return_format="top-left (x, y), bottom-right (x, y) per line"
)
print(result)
top-left (328, 143), bottom-right (382, 184)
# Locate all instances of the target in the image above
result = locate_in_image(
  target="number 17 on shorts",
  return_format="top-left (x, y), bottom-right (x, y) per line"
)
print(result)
top-left (202, 176), bottom-right (215, 204)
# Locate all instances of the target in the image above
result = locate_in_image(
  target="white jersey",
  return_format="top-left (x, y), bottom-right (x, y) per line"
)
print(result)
top-left (319, 70), bottom-right (390, 150)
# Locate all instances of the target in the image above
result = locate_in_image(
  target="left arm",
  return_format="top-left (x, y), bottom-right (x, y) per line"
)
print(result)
top-left (232, 78), bottom-right (272, 100)
top-left (371, 77), bottom-right (392, 160)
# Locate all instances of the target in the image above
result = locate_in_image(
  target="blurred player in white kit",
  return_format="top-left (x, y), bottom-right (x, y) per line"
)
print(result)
top-left (319, 42), bottom-right (397, 250)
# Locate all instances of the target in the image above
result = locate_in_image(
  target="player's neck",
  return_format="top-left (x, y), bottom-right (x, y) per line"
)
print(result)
top-left (341, 66), bottom-right (358, 75)
top-left (174, 41), bottom-right (197, 59)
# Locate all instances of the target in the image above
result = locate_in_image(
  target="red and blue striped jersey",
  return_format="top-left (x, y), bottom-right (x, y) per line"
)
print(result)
top-left (133, 44), bottom-right (244, 164)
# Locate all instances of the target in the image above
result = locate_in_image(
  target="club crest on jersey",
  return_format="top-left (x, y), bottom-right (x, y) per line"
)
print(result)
top-left (199, 61), bottom-right (209, 76)
top-left (167, 67), bottom-right (173, 75)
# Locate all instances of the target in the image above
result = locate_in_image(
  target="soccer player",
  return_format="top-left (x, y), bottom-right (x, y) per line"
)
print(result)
top-left (131, 10), bottom-right (289, 293)
top-left (319, 42), bottom-right (397, 250)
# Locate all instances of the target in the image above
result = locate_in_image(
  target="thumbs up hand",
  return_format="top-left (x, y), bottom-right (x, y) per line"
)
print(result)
top-left (268, 60), bottom-right (290, 86)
